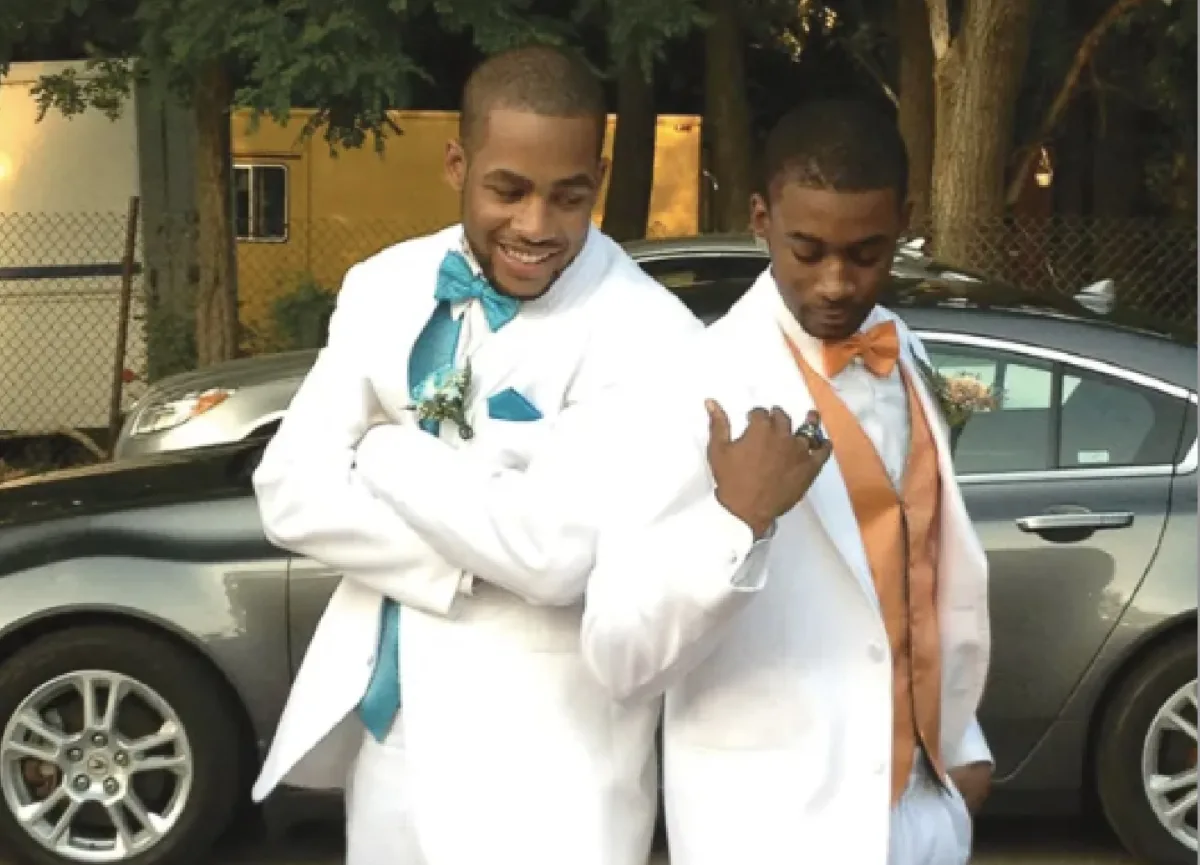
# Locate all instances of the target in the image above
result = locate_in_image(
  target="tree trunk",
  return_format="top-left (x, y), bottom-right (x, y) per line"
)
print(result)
top-left (704, 0), bottom-right (754, 233)
top-left (897, 0), bottom-right (935, 232)
top-left (601, 53), bottom-right (657, 242)
top-left (927, 0), bottom-right (1037, 271)
top-left (192, 61), bottom-right (239, 367)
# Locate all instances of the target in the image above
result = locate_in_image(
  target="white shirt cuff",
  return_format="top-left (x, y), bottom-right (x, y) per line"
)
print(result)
top-left (948, 716), bottom-right (993, 769)
top-left (693, 496), bottom-right (772, 594)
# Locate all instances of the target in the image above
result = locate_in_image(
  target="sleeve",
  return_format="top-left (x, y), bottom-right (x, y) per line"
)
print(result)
top-left (946, 715), bottom-right (994, 769)
top-left (353, 393), bottom-right (612, 606)
top-left (579, 394), bottom-right (773, 703)
top-left (250, 263), bottom-right (466, 616)
top-left (351, 294), bottom-right (706, 607)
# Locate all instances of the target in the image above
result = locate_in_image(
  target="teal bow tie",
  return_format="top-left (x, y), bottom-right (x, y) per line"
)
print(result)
top-left (435, 250), bottom-right (520, 331)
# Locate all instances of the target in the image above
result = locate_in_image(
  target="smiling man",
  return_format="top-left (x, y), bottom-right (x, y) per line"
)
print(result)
top-left (247, 46), bottom-right (702, 865)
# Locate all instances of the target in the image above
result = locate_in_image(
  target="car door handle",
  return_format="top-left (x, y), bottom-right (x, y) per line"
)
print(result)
top-left (1016, 511), bottom-right (1134, 533)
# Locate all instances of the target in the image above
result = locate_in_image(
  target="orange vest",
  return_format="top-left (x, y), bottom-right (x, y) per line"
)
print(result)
top-left (785, 337), bottom-right (946, 805)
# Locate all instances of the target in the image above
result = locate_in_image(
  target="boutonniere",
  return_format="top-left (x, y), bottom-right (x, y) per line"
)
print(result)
top-left (914, 357), bottom-right (1002, 443)
top-left (410, 361), bottom-right (474, 439)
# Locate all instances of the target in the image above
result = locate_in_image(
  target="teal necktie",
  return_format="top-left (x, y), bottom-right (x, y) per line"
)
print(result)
top-left (356, 249), bottom-right (512, 741)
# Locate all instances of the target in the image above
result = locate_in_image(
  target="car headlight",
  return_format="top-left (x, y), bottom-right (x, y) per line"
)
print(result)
top-left (130, 388), bottom-right (235, 436)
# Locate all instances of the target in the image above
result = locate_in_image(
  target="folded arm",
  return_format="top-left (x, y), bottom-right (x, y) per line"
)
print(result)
top-left (353, 298), bottom-right (706, 607)
top-left (354, 398), bottom-right (610, 606)
top-left (251, 265), bottom-right (465, 615)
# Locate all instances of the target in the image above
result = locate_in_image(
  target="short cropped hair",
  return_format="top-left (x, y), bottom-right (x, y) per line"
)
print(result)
top-left (761, 99), bottom-right (909, 205)
top-left (459, 45), bottom-right (606, 155)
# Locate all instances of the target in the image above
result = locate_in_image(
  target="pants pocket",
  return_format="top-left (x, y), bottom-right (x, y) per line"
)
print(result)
top-left (943, 778), bottom-right (974, 861)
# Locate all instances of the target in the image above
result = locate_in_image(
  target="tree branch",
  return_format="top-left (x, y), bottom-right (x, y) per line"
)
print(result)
top-left (1005, 0), bottom-right (1154, 206)
top-left (924, 0), bottom-right (951, 60)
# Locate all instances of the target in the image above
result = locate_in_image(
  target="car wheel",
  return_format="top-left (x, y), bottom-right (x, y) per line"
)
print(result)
top-left (1096, 633), bottom-right (1197, 865)
top-left (0, 626), bottom-right (241, 865)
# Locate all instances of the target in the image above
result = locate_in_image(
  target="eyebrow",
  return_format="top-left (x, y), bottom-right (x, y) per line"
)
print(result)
top-left (482, 169), bottom-right (596, 190)
top-left (787, 231), bottom-right (889, 248)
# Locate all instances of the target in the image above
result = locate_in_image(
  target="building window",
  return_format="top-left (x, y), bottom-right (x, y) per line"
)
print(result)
top-left (234, 164), bottom-right (288, 241)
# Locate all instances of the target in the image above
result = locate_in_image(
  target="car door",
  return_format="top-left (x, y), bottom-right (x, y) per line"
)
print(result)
top-left (920, 333), bottom-right (1192, 779)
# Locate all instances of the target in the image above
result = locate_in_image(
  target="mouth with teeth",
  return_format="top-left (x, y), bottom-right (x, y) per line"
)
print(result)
top-left (495, 242), bottom-right (561, 283)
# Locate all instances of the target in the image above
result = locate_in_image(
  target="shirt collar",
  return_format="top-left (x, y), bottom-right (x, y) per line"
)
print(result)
top-left (771, 272), bottom-right (888, 380)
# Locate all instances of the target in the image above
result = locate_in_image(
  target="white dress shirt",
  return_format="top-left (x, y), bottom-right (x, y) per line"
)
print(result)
top-left (774, 289), bottom-right (911, 487)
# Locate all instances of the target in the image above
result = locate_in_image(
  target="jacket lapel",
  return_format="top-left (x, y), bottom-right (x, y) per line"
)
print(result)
top-left (365, 273), bottom-right (441, 422)
top-left (734, 280), bottom-right (877, 606)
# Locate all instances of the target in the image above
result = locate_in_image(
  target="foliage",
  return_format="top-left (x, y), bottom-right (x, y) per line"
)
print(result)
top-left (1125, 0), bottom-right (1197, 215)
top-left (5, 0), bottom-right (607, 152)
top-left (144, 298), bottom-right (198, 382)
top-left (265, 273), bottom-right (338, 352)
top-left (593, 0), bottom-right (707, 78)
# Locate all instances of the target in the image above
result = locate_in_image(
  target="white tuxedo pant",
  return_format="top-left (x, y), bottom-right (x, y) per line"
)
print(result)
top-left (888, 760), bottom-right (973, 865)
top-left (345, 723), bottom-right (425, 865)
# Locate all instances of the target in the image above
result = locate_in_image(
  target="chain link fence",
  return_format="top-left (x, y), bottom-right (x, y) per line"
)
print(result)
top-left (0, 208), bottom-right (1195, 477)
top-left (908, 215), bottom-right (1198, 328)
top-left (0, 211), bottom-right (145, 477)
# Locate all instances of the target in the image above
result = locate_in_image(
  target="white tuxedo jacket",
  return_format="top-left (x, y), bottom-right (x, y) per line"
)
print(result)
top-left (578, 275), bottom-right (993, 865)
top-left (250, 224), bottom-right (702, 865)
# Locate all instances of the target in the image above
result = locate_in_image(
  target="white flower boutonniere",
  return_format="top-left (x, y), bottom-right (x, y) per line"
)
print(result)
top-left (411, 361), bottom-right (474, 439)
top-left (915, 357), bottom-right (1002, 448)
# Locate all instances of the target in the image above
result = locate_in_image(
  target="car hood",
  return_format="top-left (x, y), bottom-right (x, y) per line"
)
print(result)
top-left (0, 442), bottom-right (258, 528)
top-left (142, 350), bottom-right (318, 401)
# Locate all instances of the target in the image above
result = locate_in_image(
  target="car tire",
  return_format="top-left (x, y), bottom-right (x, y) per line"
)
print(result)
top-left (1095, 633), bottom-right (1198, 865)
top-left (0, 625), bottom-right (242, 865)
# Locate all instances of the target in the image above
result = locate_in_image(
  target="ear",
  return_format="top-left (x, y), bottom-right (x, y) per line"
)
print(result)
top-left (749, 192), bottom-right (770, 240)
top-left (444, 139), bottom-right (467, 192)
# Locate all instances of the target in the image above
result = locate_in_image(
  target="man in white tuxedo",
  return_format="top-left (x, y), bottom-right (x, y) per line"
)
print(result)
top-left (248, 45), bottom-right (702, 865)
top-left (376, 100), bottom-right (995, 865)
top-left (578, 100), bottom-right (995, 864)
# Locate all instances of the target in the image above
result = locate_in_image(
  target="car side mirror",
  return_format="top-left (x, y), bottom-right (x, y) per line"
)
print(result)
top-left (1073, 279), bottom-right (1116, 315)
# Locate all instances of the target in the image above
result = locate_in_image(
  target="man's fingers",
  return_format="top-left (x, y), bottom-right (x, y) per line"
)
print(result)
top-left (705, 399), bottom-right (732, 447)
top-left (769, 406), bottom-right (792, 436)
top-left (745, 407), bottom-right (770, 427)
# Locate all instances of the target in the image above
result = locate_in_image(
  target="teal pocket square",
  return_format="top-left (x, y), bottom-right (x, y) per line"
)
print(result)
top-left (487, 388), bottom-right (542, 422)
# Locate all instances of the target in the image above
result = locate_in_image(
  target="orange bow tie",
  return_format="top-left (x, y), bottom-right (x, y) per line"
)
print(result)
top-left (822, 320), bottom-right (900, 378)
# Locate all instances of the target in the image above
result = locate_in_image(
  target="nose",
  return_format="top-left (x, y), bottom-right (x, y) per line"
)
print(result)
top-left (814, 256), bottom-right (853, 301)
top-left (511, 196), bottom-right (554, 242)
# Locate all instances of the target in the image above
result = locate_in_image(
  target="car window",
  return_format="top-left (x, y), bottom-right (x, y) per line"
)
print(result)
top-left (1058, 368), bottom-right (1189, 468)
top-left (1179, 403), bottom-right (1197, 464)
top-left (925, 341), bottom-right (1191, 474)
top-left (925, 343), bottom-right (1055, 474)
top-left (637, 254), bottom-right (766, 324)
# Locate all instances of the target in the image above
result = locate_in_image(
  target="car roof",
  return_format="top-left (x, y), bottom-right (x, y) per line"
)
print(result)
top-left (632, 235), bottom-right (1196, 392)
top-left (145, 234), bottom-right (1195, 396)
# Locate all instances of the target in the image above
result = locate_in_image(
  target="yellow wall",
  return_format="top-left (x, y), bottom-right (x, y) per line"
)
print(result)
top-left (230, 109), bottom-right (701, 344)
